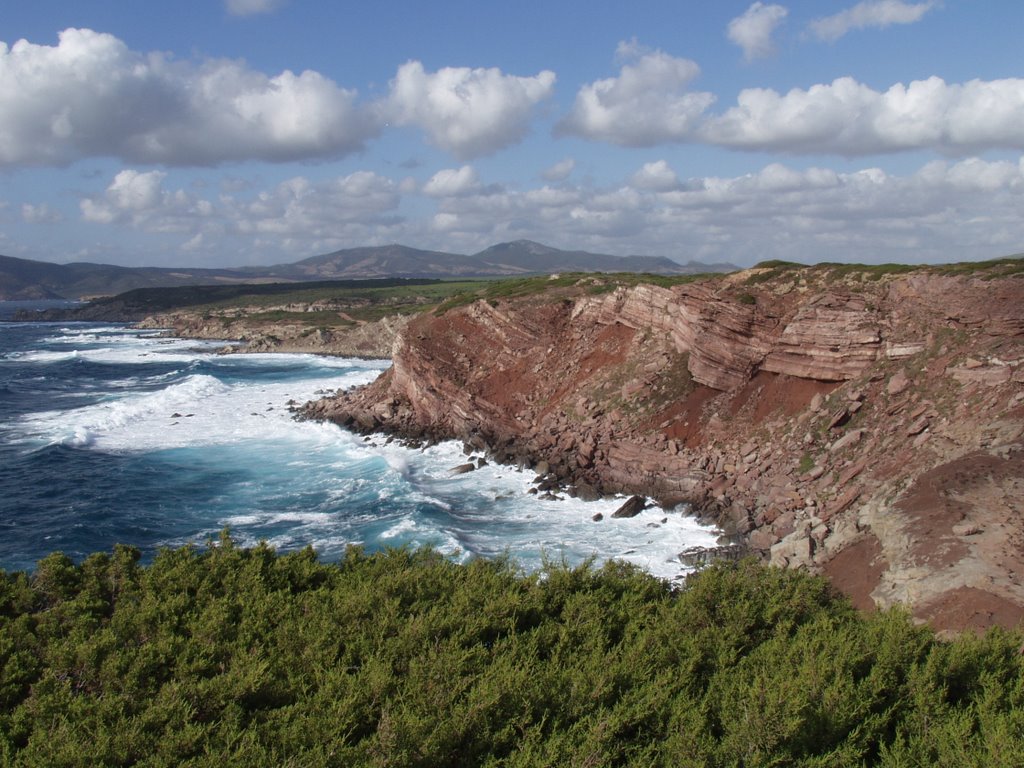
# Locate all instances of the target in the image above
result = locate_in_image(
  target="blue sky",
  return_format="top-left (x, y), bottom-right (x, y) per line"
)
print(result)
top-left (2, 1), bottom-right (1022, 267)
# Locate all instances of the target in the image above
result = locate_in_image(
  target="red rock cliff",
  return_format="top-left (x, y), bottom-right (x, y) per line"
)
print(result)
top-left (306, 265), bottom-right (1024, 633)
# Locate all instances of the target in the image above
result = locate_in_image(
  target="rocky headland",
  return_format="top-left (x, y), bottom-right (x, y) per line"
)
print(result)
top-left (136, 308), bottom-right (408, 359)
top-left (303, 262), bottom-right (1024, 633)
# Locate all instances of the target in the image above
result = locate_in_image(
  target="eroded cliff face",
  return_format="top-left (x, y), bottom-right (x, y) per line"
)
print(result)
top-left (305, 266), bottom-right (1024, 633)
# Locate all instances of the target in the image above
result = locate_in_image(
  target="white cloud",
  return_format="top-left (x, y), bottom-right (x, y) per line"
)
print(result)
top-left (409, 156), bottom-right (1024, 265)
top-left (809, 1), bottom-right (938, 42)
top-left (65, 155), bottom-right (1024, 267)
top-left (562, 43), bottom-right (1024, 155)
top-left (542, 157), bottom-right (576, 182)
top-left (630, 160), bottom-right (681, 191)
top-left (703, 76), bottom-right (1024, 154)
top-left (561, 40), bottom-right (1024, 157)
top-left (385, 61), bottom-right (555, 160)
top-left (0, 28), bottom-right (378, 167)
top-left (230, 172), bottom-right (400, 239)
top-left (21, 202), bottom-right (62, 223)
top-left (79, 169), bottom-right (401, 258)
top-left (225, 0), bottom-right (287, 16)
top-left (81, 169), bottom-right (170, 224)
top-left (422, 166), bottom-right (480, 197)
top-left (557, 45), bottom-right (714, 146)
top-left (727, 3), bottom-right (789, 61)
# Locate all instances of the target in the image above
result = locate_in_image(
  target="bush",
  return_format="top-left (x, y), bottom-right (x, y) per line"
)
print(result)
top-left (0, 544), bottom-right (1020, 765)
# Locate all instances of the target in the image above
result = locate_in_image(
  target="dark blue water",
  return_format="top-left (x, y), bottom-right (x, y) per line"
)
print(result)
top-left (0, 304), bottom-right (717, 576)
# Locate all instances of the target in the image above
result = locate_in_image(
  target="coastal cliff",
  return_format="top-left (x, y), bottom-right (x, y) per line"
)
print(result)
top-left (137, 310), bottom-right (408, 358)
top-left (305, 263), bottom-right (1024, 633)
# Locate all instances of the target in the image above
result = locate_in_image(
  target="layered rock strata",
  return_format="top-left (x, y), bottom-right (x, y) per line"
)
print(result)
top-left (305, 267), bottom-right (1024, 633)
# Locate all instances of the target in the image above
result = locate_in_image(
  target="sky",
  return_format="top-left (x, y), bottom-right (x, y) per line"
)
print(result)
top-left (1, 1), bottom-right (1023, 269)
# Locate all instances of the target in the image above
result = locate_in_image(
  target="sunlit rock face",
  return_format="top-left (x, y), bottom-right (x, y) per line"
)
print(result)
top-left (306, 266), bottom-right (1024, 633)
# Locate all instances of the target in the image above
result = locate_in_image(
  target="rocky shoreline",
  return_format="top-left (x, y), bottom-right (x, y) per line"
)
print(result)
top-left (135, 311), bottom-right (410, 359)
top-left (302, 265), bottom-right (1024, 633)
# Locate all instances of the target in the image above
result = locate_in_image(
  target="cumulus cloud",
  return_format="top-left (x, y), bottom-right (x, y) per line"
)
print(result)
top-left (557, 44), bottom-right (715, 146)
top-left (385, 61), bottom-right (555, 160)
top-left (0, 28), bottom-right (379, 167)
top-left (727, 3), bottom-right (789, 60)
top-left (561, 40), bottom-right (1024, 157)
top-left (225, 0), bottom-right (287, 16)
top-left (422, 166), bottom-right (480, 197)
top-left (542, 157), bottom-right (576, 182)
top-left (630, 160), bottom-right (681, 191)
top-left (703, 76), bottom-right (1024, 154)
top-left (809, 1), bottom-right (938, 42)
top-left (79, 168), bottom-right (400, 259)
top-left (80, 170), bottom-right (170, 224)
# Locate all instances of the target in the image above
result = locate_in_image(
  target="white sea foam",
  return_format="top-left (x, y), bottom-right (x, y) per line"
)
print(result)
top-left (346, 436), bottom-right (722, 582)
top-left (18, 362), bottom-right (384, 452)
top-left (9, 324), bottom-right (721, 582)
top-left (380, 517), bottom-right (418, 539)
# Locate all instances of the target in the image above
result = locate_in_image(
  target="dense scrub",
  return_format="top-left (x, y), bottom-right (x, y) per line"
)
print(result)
top-left (433, 272), bottom-right (708, 314)
top-left (0, 540), bottom-right (1021, 766)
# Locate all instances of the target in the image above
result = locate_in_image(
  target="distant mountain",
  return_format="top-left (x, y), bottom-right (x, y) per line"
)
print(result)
top-left (282, 240), bottom-right (734, 280)
top-left (273, 244), bottom-right (484, 280)
top-left (0, 254), bottom-right (258, 301)
top-left (0, 242), bottom-right (737, 300)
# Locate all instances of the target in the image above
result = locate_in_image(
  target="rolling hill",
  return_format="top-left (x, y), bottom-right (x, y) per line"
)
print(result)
top-left (0, 241), bottom-right (736, 300)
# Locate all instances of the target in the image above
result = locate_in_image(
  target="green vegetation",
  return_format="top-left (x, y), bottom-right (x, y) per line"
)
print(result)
top-left (745, 261), bottom-right (803, 285)
top-left (743, 255), bottom-right (1024, 287)
top-left (933, 254), bottom-right (1024, 278)
top-left (819, 262), bottom-right (920, 281)
top-left (434, 272), bottom-right (710, 315)
top-left (75, 272), bottom-right (716, 324)
top-left (89, 278), bottom-right (458, 314)
top-left (752, 259), bottom-right (803, 270)
top-left (1, 540), bottom-right (1021, 766)
top-left (798, 453), bottom-right (815, 474)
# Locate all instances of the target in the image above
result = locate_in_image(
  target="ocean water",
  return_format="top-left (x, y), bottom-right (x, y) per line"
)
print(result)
top-left (0, 303), bottom-right (720, 579)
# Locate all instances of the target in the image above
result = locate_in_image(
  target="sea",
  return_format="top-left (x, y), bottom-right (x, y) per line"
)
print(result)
top-left (0, 302), bottom-right (721, 580)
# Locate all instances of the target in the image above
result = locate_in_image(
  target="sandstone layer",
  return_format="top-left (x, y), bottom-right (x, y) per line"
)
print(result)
top-left (304, 265), bottom-right (1024, 633)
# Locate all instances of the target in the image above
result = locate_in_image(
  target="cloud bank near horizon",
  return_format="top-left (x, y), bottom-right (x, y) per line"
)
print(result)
top-left (68, 155), bottom-right (1024, 267)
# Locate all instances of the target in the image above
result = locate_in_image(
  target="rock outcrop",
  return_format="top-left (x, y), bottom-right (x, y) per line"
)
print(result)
top-left (305, 264), bottom-right (1024, 633)
top-left (137, 311), bottom-right (409, 358)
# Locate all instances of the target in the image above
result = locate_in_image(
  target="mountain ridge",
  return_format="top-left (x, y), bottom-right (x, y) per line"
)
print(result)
top-left (0, 242), bottom-right (736, 300)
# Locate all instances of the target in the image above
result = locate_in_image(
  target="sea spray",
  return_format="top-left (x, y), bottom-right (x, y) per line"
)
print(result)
top-left (0, 316), bottom-right (720, 577)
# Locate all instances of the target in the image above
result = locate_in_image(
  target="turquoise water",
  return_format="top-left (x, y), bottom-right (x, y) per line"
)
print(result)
top-left (0, 306), bottom-right (719, 577)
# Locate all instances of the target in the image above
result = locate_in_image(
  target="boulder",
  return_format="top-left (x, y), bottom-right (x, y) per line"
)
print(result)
top-left (887, 370), bottom-right (911, 396)
top-left (612, 495), bottom-right (647, 518)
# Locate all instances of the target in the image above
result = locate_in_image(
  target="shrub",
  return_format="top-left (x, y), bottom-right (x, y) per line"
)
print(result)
top-left (0, 544), bottom-right (1020, 765)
